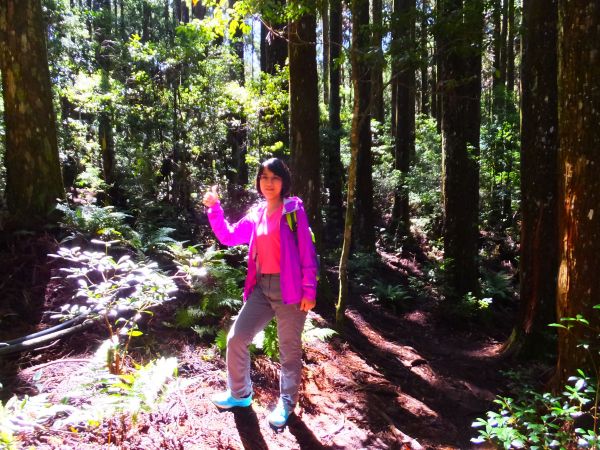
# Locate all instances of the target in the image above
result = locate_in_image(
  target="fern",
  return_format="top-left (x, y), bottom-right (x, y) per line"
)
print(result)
top-left (302, 319), bottom-right (337, 343)
top-left (56, 201), bottom-right (136, 243)
top-left (192, 324), bottom-right (218, 340)
top-left (174, 306), bottom-right (209, 328)
top-left (214, 328), bottom-right (228, 354)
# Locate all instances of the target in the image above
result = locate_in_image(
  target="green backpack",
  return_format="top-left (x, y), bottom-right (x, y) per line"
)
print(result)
top-left (285, 211), bottom-right (320, 279)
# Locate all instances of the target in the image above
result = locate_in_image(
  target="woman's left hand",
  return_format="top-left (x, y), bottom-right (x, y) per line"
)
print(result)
top-left (300, 298), bottom-right (316, 312)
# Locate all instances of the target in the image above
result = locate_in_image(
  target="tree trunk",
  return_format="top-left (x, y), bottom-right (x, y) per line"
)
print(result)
top-left (95, 0), bottom-right (117, 202)
top-left (192, 0), bottom-right (206, 20)
top-left (503, 0), bottom-right (558, 360)
top-left (506, 0), bottom-right (515, 95)
top-left (391, 0), bottom-right (416, 236)
top-left (353, 0), bottom-right (375, 252)
top-left (322, 0), bottom-right (330, 105)
top-left (142, 1), bottom-right (151, 42)
top-left (438, 0), bottom-right (482, 299)
top-left (260, 1), bottom-right (289, 152)
top-left (227, 0), bottom-right (248, 191)
top-left (553, 0), bottom-right (600, 389)
top-left (491, 0), bottom-right (502, 101)
top-left (289, 9), bottom-right (322, 243)
top-left (260, 2), bottom-right (288, 75)
top-left (371, 0), bottom-right (385, 124)
top-left (173, 0), bottom-right (181, 24)
top-left (326, 0), bottom-right (345, 241)
top-left (182, 1), bottom-right (189, 23)
top-left (337, 0), bottom-right (368, 331)
top-left (420, 0), bottom-right (430, 116)
top-left (0, 0), bottom-right (65, 227)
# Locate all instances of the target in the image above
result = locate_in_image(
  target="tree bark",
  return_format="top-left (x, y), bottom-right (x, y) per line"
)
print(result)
top-left (420, 0), bottom-right (430, 116)
top-left (353, 0), bottom-right (375, 252)
top-left (322, 0), bottom-right (330, 105)
top-left (0, 0), bottom-right (65, 227)
top-left (289, 9), bottom-right (322, 242)
top-left (337, 0), bottom-right (369, 331)
top-left (326, 0), bottom-right (345, 240)
top-left (227, 0), bottom-right (248, 191)
top-left (438, 0), bottom-right (482, 299)
top-left (260, 0), bottom-right (288, 75)
top-left (503, 0), bottom-right (558, 359)
top-left (371, 0), bottom-right (385, 123)
top-left (506, 0), bottom-right (515, 95)
top-left (553, 0), bottom-right (600, 389)
top-left (391, 0), bottom-right (416, 235)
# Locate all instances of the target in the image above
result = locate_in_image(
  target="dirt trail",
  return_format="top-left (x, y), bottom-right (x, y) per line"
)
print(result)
top-left (1, 236), bottom-right (513, 449)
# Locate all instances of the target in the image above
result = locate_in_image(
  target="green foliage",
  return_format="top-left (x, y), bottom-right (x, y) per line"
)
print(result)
top-left (0, 353), bottom-right (177, 438)
top-left (250, 317), bottom-right (338, 362)
top-left (472, 372), bottom-right (599, 449)
top-left (56, 201), bottom-right (137, 243)
top-left (348, 251), bottom-right (379, 284)
top-left (253, 319), bottom-right (280, 361)
top-left (75, 346), bottom-right (178, 426)
top-left (49, 245), bottom-right (177, 374)
top-left (302, 318), bottom-right (338, 343)
top-left (372, 280), bottom-right (413, 313)
top-left (407, 115), bottom-right (443, 237)
top-left (214, 328), bottom-right (229, 354)
top-left (480, 117), bottom-right (521, 229)
top-left (481, 269), bottom-right (514, 303)
top-left (439, 290), bottom-right (493, 323)
top-left (171, 245), bottom-right (244, 344)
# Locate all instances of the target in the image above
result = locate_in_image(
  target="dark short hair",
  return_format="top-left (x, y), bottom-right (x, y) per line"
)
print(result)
top-left (255, 158), bottom-right (292, 199)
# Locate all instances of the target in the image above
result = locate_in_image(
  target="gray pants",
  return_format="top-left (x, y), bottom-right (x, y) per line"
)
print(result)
top-left (226, 273), bottom-right (307, 409)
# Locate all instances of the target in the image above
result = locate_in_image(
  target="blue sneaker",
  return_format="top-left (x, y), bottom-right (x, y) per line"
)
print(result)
top-left (267, 399), bottom-right (292, 428)
top-left (211, 390), bottom-right (252, 409)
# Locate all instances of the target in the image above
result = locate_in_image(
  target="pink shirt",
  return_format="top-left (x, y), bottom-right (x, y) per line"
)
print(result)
top-left (256, 204), bottom-right (283, 274)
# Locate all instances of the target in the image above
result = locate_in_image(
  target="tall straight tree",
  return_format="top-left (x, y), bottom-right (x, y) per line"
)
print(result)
top-left (391, 0), bottom-right (416, 235)
top-left (503, 0), bottom-right (558, 359)
top-left (337, 0), bottom-right (370, 330)
top-left (227, 0), bottom-right (248, 191)
top-left (419, 0), bottom-right (430, 115)
top-left (322, 0), bottom-right (330, 105)
top-left (94, 0), bottom-right (117, 201)
top-left (553, 0), bottom-right (600, 389)
top-left (0, 0), bottom-right (65, 227)
top-left (437, 0), bottom-right (482, 299)
top-left (326, 0), bottom-right (345, 239)
top-left (371, 0), bottom-right (385, 123)
top-left (260, 0), bottom-right (289, 152)
top-left (289, 4), bottom-right (322, 241)
top-left (260, 0), bottom-right (288, 74)
top-left (353, 0), bottom-right (375, 251)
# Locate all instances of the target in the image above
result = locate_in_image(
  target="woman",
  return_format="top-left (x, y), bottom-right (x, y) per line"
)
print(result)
top-left (202, 158), bottom-right (318, 428)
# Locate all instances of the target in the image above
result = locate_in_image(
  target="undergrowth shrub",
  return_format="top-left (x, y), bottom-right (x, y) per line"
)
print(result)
top-left (473, 311), bottom-right (600, 448)
top-left (173, 245), bottom-right (245, 338)
top-left (50, 244), bottom-right (177, 374)
top-left (472, 371), bottom-right (598, 449)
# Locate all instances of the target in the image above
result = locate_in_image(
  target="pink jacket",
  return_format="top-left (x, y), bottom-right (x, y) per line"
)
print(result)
top-left (206, 196), bottom-right (318, 304)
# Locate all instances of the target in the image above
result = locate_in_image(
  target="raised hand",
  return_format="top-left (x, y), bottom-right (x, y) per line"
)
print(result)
top-left (202, 185), bottom-right (219, 208)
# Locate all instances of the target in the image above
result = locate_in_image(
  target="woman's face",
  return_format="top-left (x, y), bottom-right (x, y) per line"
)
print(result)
top-left (259, 167), bottom-right (283, 201)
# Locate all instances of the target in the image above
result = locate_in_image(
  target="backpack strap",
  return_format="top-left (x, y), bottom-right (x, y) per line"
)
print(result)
top-left (286, 211), bottom-right (298, 233)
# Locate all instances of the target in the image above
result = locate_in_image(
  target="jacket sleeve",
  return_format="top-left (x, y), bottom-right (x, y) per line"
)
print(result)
top-left (206, 201), bottom-right (254, 246)
top-left (295, 206), bottom-right (318, 301)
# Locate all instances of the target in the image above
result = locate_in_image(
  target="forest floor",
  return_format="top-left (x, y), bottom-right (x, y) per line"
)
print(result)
top-left (0, 231), bottom-right (521, 449)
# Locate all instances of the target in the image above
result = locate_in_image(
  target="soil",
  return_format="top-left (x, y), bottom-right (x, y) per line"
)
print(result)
top-left (0, 232), bottom-right (517, 450)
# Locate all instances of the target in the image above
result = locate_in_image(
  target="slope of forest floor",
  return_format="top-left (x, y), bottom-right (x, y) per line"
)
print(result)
top-left (0, 232), bottom-right (519, 449)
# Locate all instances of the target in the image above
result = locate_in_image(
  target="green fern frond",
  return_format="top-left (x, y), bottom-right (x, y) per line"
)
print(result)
top-left (302, 319), bottom-right (337, 343)
top-left (214, 328), bottom-right (228, 354)
top-left (191, 325), bottom-right (218, 339)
